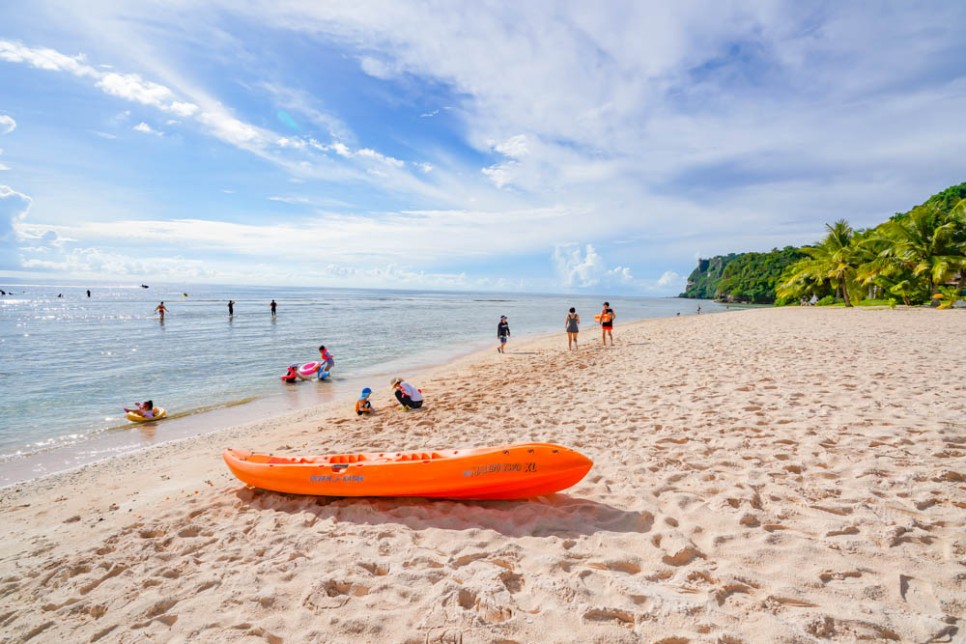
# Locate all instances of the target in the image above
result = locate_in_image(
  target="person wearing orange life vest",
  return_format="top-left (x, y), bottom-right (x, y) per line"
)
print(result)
top-left (599, 301), bottom-right (615, 346)
top-left (318, 345), bottom-right (335, 374)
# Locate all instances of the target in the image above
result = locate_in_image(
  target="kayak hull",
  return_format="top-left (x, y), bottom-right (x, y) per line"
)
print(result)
top-left (223, 442), bottom-right (592, 500)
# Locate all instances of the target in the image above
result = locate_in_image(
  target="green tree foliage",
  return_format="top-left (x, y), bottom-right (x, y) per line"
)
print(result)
top-left (877, 199), bottom-right (966, 298)
top-left (778, 183), bottom-right (965, 306)
top-left (778, 220), bottom-right (861, 306)
top-left (683, 182), bottom-right (966, 306)
top-left (716, 247), bottom-right (807, 304)
top-left (681, 255), bottom-right (738, 299)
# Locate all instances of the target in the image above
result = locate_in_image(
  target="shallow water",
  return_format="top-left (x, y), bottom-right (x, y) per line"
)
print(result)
top-left (0, 281), bottom-right (722, 484)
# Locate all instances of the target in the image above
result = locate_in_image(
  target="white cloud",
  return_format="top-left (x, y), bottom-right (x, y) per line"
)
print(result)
top-left (551, 244), bottom-right (643, 289)
top-left (277, 136), bottom-right (306, 150)
top-left (133, 122), bottom-right (162, 136)
top-left (482, 163), bottom-right (516, 189)
top-left (1, 5), bottom-right (964, 293)
top-left (657, 271), bottom-right (685, 289)
top-left (268, 195), bottom-right (310, 205)
top-left (358, 55), bottom-right (397, 80)
top-left (552, 243), bottom-right (606, 288)
top-left (96, 72), bottom-right (199, 115)
top-left (0, 184), bottom-right (32, 268)
top-left (492, 135), bottom-right (529, 159)
top-left (0, 185), bottom-right (31, 223)
top-left (357, 148), bottom-right (404, 168)
top-left (0, 40), bottom-right (94, 76)
top-left (608, 266), bottom-right (634, 283)
top-left (196, 109), bottom-right (265, 148)
top-left (0, 115), bottom-right (15, 135)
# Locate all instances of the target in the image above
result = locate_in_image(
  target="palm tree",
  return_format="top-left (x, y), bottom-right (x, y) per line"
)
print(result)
top-left (878, 201), bottom-right (966, 299)
top-left (777, 220), bottom-right (861, 306)
top-left (819, 220), bottom-right (861, 305)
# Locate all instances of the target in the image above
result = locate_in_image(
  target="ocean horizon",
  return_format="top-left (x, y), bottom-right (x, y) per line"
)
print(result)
top-left (0, 280), bottom-right (725, 486)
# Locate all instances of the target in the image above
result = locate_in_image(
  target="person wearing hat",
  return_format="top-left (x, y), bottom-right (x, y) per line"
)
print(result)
top-left (497, 315), bottom-right (510, 353)
top-left (391, 377), bottom-right (423, 410)
top-left (599, 301), bottom-right (615, 346)
top-left (355, 387), bottom-right (375, 415)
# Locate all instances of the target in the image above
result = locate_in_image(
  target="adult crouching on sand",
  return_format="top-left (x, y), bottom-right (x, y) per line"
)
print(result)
top-left (391, 377), bottom-right (423, 410)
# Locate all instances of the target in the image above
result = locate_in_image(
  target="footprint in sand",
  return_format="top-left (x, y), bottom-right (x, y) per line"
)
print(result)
top-left (898, 574), bottom-right (942, 613)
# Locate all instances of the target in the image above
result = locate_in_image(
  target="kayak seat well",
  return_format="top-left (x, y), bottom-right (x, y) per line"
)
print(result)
top-left (267, 456), bottom-right (317, 464)
top-left (395, 452), bottom-right (443, 461)
top-left (328, 454), bottom-right (368, 464)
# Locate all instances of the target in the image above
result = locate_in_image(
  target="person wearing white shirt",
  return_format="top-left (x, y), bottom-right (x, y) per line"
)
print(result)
top-left (391, 377), bottom-right (424, 410)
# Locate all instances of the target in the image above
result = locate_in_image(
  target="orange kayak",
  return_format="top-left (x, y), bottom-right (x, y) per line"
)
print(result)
top-left (223, 442), bottom-right (593, 500)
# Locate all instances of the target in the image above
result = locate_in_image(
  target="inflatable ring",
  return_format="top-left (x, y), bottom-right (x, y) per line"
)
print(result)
top-left (127, 407), bottom-right (167, 422)
top-left (297, 361), bottom-right (322, 379)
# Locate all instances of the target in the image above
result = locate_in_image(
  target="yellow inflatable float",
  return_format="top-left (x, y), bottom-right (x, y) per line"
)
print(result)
top-left (126, 407), bottom-right (167, 422)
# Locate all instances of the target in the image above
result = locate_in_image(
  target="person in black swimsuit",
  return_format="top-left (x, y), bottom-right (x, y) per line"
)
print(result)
top-left (565, 307), bottom-right (580, 351)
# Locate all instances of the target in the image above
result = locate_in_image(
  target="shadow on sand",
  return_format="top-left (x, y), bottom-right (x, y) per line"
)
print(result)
top-left (233, 487), bottom-right (653, 538)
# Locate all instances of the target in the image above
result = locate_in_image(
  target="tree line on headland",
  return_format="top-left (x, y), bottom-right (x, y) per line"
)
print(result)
top-left (680, 182), bottom-right (966, 308)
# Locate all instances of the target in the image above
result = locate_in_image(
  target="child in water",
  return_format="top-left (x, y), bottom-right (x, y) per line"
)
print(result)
top-left (318, 345), bottom-right (335, 374)
top-left (355, 387), bottom-right (374, 415)
top-left (281, 365), bottom-right (299, 383)
top-left (129, 400), bottom-right (154, 418)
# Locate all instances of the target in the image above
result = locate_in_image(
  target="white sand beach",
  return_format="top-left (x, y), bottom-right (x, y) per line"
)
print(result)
top-left (1, 307), bottom-right (964, 643)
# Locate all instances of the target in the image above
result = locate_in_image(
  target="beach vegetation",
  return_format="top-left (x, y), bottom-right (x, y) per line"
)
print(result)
top-left (684, 182), bottom-right (966, 307)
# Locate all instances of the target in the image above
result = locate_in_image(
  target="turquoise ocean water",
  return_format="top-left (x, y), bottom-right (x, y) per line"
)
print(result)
top-left (0, 281), bottom-right (723, 485)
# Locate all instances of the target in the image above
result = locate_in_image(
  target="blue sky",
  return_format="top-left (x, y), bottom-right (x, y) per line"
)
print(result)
top-left (1, 1), bottom-right (964, 294)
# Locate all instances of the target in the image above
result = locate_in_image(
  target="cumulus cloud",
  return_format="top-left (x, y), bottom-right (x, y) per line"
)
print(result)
top-left (0, 185), bottom-right (32, 269)
top-left (657, 271), bottom-right (684, 288)
top-left (552, 243), bottom-right (606, 288)
top-left (551, 244), bottom-right (640, 289)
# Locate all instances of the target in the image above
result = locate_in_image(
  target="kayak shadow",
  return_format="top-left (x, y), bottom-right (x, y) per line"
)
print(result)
top-left (233, 487), bottom-right (653, 537)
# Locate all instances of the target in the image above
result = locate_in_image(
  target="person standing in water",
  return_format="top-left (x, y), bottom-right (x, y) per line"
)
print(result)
top-left (565, 307), bottom-right (580, 350)
top-left (155, 301), bottom-right (168, 320)
top-left (318, 345), bottom-right (335, 374)
top-left (270, 299), bottom-right (277, 317)
top-left (228, 300), bottom-right (235, 317)
top-left (497, 315), bottom-right (510, 353)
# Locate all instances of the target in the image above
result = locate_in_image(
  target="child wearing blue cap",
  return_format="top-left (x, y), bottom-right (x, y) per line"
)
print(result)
top-left (355, 387), bottom-right (374, 415)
